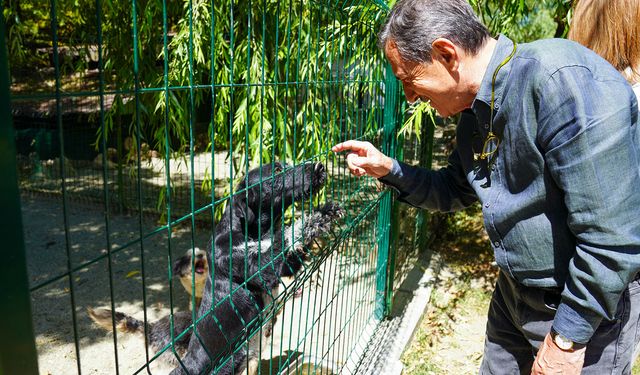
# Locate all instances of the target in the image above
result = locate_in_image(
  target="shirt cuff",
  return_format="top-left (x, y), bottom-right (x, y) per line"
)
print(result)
top-left (552, 302), bottom-right (603, 344)
top-left (378, 158), bottom-right (404, 186)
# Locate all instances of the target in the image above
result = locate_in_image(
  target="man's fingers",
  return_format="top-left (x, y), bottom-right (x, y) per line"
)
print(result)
top-left (345, 153), bottom-right (370, 176)
top-left (332, 140), bottom-right (371, 154)
top-left (346, 152), bottom-right (369, 168)
top-left (334, 140), bottom-right (388, 178)
top-left (350, 167), bottom-right (366, 176)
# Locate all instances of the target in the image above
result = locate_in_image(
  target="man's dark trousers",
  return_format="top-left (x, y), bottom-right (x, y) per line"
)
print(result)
top-left (480, 271), bottom-right (640, 374)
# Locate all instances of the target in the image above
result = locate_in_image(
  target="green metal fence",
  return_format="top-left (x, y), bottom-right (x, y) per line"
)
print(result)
top-left (2, 0), bottom-right (435, 373)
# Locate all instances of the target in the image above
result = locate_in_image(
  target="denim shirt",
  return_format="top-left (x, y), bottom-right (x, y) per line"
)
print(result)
top-left (380, 35), bottom-right (640, 343)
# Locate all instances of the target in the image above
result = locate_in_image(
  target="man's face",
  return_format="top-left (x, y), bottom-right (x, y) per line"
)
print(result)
top-left (385, 41), bottom-right (468, 118)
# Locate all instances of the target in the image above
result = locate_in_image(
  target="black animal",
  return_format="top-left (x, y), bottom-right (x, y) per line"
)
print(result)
top-left (88, 162), bottom-right (343, 375)
top-left (88, 248), bottom-right (208, 366)
top-left (170, 161), bottom-right (342, 375)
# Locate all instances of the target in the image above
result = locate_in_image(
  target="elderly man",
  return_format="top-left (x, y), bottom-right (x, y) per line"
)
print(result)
top-left (333, 0), bottom-right (640, 374)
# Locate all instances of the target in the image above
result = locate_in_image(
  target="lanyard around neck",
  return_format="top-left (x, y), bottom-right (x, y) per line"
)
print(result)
top-left (478, 41), bottom-right (518, 161)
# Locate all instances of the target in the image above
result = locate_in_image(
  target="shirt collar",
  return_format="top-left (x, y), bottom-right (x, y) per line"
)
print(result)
top-left (472, 34), bottom-right (517, 115)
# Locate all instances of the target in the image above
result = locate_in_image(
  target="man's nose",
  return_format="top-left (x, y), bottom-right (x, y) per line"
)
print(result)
top-left (402, 84), bottom-right (418, 103)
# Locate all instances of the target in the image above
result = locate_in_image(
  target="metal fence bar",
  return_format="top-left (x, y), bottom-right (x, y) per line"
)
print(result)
top-left (0, 11), bottom-right (39, 375)
top-left (94, 0), bottom-right (124, 371)
top-left (162, 0), bottom-right (181, 366)
top-left (48, 0), bottom-right (84, 371)
top-left (375, 62), bottom-right (399, 319)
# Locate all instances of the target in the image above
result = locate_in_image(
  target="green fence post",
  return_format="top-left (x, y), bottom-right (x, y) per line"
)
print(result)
top-left (375, 63), bottom-right (400, 320)
top-left (0, 11), bottom-right (40, 375)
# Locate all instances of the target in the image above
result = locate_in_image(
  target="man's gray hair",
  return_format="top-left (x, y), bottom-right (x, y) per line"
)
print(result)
top-left (378, 0), bottom-right (491, 62)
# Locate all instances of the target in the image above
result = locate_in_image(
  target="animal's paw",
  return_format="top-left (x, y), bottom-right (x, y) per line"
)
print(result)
top-left (303, 202), bottom-right (344, 242)
top-left (318, 202), bottom-right (345, 220)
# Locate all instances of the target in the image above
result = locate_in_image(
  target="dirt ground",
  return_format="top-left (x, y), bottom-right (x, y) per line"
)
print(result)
top-left (21, 192), bottom-right (379, 375)
top-left (22, 194), bottom-right (211, 374)
top-left (401, 264), bottom-right (495, 375)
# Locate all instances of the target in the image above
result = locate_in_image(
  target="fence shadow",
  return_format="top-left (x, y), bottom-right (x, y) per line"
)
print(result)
top-left (22, 194), bottom-right (211, 373)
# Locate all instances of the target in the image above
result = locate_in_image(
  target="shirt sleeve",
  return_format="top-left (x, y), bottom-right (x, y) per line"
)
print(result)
top-left (378, 144), bottom-right (477, 212)
top-left (537, 66), bottom-right (640, 344)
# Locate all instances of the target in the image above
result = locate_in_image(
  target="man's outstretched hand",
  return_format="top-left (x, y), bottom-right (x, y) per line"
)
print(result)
top-left (332, 140), bottom-right (394, 178)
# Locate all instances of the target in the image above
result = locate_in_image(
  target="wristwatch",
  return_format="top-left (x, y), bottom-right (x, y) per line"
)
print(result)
top-left (550, 328), bottom-right (586, 351)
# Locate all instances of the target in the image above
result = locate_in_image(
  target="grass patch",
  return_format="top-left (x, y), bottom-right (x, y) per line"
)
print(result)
top-left (401, 204), bottom-right (497, 375)
top-left (401, 275), bottom-right (492, 375)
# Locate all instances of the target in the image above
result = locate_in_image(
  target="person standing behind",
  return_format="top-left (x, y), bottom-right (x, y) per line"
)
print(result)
top-left (568, 0), bottom-right (640, 101)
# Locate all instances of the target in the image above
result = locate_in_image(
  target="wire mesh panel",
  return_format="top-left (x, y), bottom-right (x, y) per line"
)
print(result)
top-left (5, 0), bottom-right (408, 373)
top-left (391, 116), bottom-right (436, 289)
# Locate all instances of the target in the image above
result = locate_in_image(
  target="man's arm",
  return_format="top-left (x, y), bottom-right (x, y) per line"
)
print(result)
top-left (378, 148), bottom-right (477, 211)
top-left (537, 67), bottom-right (640, 344)
top-left (332, 137), bottom-right (477, 212)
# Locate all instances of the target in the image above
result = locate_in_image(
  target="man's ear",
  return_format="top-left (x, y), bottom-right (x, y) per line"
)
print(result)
top-left (385, 39), bottom-right (398, 53)
top-left (384, 39), bottom-right (401, 63)
top-left (431, 38), bottom-right (459, 70)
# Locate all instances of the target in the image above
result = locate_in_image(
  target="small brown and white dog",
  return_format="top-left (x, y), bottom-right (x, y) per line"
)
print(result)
top-left (172, 247), bottom-right (209, 309)
top-left (87, 247), bottom-right (210, 367)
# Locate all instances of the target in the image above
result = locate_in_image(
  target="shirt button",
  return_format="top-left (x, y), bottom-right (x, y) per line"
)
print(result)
top-left (494, 241), bottom-right (501, 247)
top-left (494, 103), bottom-right (500, 109)
top-left (485, 202), bottom-right (490, 208)
top-left (484, 123), bottom-right (489, 129)
top-left (490, 164), bottom-right (496, 171)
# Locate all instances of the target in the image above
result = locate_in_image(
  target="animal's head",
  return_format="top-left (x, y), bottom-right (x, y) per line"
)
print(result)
top-left (172, 247), bottom-right (209, 301)
top-left (215, 162), bottom-right (327, 248)
top-left (236, 161), bottom-right (326, 214)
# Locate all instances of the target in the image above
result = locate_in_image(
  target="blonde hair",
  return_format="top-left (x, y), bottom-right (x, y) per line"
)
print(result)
top-left (568, 0), bottom-right (640, 84)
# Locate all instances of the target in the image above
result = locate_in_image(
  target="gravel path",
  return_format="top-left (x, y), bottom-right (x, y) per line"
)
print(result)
top-left (23, 194), bottom-right (209, 374)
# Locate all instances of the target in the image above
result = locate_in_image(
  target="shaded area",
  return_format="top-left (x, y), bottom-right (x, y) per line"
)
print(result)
top-left (16, 150), bottom-right (234, 222)
top-left (21, 166), bottom-right (387, 374)
top-left (22, 195), bottom-right (211, 374)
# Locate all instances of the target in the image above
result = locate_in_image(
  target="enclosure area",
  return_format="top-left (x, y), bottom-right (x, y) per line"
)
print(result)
top-left (7, 0), bottom-right (623, 374)
top-left (1, 0), bottom-right (437, 374)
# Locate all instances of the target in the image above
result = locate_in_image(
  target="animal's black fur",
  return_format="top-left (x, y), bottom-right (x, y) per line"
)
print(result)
top-left (170, 162), bottom-right (343, 375)
top-left (88, 162), bottom-right (343, 375)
